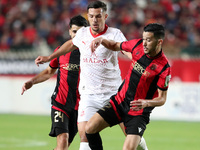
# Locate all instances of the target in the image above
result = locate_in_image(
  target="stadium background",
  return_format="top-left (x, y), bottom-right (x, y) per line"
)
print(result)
top-left (0, 0), bottom-right (200, 149)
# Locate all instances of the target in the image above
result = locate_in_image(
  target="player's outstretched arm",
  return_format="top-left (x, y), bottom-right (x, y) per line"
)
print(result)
top-left (91, 37), bottom-right (122, 52)
top-left (35, 39), bottom-right (77, 66)
top-left (130, 89), bottom-right (167, 111)
top-left (21, 66), bottom-right (56, 95)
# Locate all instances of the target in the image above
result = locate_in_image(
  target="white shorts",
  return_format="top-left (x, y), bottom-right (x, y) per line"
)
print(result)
top-left (78, 92), bottom-right (116, 123)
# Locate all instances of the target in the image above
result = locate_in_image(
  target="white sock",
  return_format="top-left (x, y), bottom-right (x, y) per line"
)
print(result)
top-left (137, 136), bottom-right (148, 150)
top-left (79, 142), bottom-right (91, 150)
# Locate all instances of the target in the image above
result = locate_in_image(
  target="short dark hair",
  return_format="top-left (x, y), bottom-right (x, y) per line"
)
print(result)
top-left (144, 23), bottom-right (165, 39)
top-left (69, 15), bottom-right (88, 28)
top-left (87, 1), bottom-right (107, 12)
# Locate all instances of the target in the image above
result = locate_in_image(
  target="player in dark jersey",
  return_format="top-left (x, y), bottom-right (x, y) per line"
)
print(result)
top-left (21, 15), bottom-right (88, 150)
top-left (85, 23), bottom-right (171, 150)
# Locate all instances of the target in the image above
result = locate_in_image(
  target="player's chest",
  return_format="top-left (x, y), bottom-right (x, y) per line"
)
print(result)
top-left (131, 57), bottom-right (163, 79)
top-left (79, 38), bottom-right (113, 58)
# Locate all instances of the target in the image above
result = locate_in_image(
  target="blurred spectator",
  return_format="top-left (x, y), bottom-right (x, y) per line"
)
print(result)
top-left (0, 0), bottom-right (200, 57)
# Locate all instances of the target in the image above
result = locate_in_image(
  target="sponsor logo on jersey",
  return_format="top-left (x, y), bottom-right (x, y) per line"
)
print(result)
top-left (132, 60), bottom-right (150, 78)
top-left (60, 63), bottom-right (80, 71)
top-left (83, 58), bottom-right (108, 64)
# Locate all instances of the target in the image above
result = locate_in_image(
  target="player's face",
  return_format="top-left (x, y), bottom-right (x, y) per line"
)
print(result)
top-left (142, 32), bottom-right (162, 57)
top-left (69, 25), bottom-right (82, 39)
top-left (87, 8), bottom-right (108, 33)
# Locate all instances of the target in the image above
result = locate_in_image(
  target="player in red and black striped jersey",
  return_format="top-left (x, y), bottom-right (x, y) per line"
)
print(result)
top-left (21, 15), bottom-right (88, 150)
top-left (86, 23), bottom-right (171, 150)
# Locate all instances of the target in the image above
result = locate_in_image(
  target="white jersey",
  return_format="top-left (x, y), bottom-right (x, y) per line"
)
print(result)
top-left (72, 25), bottom-right (126, 94)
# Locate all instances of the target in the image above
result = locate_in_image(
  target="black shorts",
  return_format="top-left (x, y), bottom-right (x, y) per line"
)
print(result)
top-left (49, 107), bottom-right (78, 143)
top-left (97, 102), bottom-right (149, 137)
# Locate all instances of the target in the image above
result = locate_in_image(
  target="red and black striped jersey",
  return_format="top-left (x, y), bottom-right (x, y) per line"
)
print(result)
top-left (112, 39), bottom-right (171, 116)
top-left (49, 46), bottom-right (80, 113)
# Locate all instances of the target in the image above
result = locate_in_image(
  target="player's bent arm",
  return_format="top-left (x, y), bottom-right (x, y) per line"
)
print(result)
top-left (49, 39), bottom-right (77, 60)
top-left (145, 89), bottom-right (167, 107)
top-left (101, 38), bottom-right (121, 51)
top-left (91, 37), bottom-right (122, 52)
top-left (21, 66), bottom-right (56, 95)
top-left (119, 51), bottom-right (132, 60)
top-left (130, 89), bottom-right (167, 111)
top-left (30, 66), bottom-right (56, 84)
top-left (35, 39), bottom-right (77, 66)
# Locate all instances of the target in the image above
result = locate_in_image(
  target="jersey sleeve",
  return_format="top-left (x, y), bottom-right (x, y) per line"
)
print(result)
top-left (157, 65), bottom-right (171, 90)
top-left (114, 29), bottom-right (127, 42)
top-left (49, 46), bottom-right (60, 69)
top-left (72, 27), bottom-right (84, 47)
top-left (120, 39), bottom-right (142, 53)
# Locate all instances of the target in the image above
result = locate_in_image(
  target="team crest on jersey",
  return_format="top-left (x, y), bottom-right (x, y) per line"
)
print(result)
top-left (136, 51), bottom-right (140, 55)
top-left (150, 64), bottom-right (157, 70)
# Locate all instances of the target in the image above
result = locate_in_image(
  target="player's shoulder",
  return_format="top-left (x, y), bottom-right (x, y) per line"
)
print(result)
top-left (107, 26), bottom-right (122, 33)
top-left (161, 51), bottom-right (170, 64)
top-left (124, 38), bottom-right (143, 45)
top-left (75, 26), bottom-right (89, 37)
top-left (78, 26), bottom-right (89, 33)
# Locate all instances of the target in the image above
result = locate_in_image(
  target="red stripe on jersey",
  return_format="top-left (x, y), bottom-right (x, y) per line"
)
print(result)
top-left (56, 54), bottom-right (71, 105)
top-left (110, 100), bottom-right (121, 121)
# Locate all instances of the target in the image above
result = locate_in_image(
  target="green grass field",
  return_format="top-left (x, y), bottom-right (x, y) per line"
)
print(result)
top-left (0, 114), bottom-right (199, 150)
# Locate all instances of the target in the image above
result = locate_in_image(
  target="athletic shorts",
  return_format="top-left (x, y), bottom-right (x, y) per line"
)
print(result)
top-left (49, 107), bottom-right (78, 143)
top-left (78, 92), bottom-right (116, 123)
top-left (97, 102), bottom-right (150, 137)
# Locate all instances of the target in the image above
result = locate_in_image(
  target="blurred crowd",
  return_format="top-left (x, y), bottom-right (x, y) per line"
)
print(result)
top-left (0, 0), bottom-right (200, 57)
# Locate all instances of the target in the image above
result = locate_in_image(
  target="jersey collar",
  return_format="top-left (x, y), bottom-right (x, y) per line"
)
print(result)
top-left (90, 24), bottom-right (108, 38)
top-left (146, 50), bottom-right (163, 59)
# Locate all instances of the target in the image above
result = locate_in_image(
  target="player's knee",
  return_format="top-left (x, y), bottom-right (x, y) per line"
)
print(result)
top-left (123, 144), bottom-right (137, 150)
top-left (85, 120), bottom-right (96, 134)
top-left (57, 133), bottom-right (68, 148)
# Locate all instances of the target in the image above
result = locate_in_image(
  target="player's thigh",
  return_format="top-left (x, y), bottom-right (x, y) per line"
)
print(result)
top-left (123, 134), bottom-right (141, 150)
top-left (86, 113), bottom-right (109, 134)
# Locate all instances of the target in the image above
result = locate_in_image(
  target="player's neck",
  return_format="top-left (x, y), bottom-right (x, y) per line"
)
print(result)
top-left (90, 25), bottom-right (108, 38)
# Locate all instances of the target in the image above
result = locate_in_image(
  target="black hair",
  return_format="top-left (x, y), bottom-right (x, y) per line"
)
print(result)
top-left (69, 15), bottom-right (88, 28)
top-left (87, 1), bottom-right (107, 12)
top-left (144, 23), bottom-right (165, 39)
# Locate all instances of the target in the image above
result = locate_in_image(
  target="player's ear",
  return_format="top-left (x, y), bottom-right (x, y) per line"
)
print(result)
top-left (157, 39), bottom-right (163, 46)
top-left (69, 29), bottom-right (72, 37)
top-left (105, 13), bottom-right (108, 20)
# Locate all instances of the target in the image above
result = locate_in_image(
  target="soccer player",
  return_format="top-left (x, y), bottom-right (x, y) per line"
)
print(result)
top-left (21, 15), bottom-right (88, 150)
top-left (34, 1), bottom-right (148, 150)
top-left (85, 23), bottom-right (171, 150)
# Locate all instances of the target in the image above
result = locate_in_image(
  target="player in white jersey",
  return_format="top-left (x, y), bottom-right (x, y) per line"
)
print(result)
top-left (73, 25), bottom-right (126, 123)
top-left (35, 1), bottom-right (148, 150)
